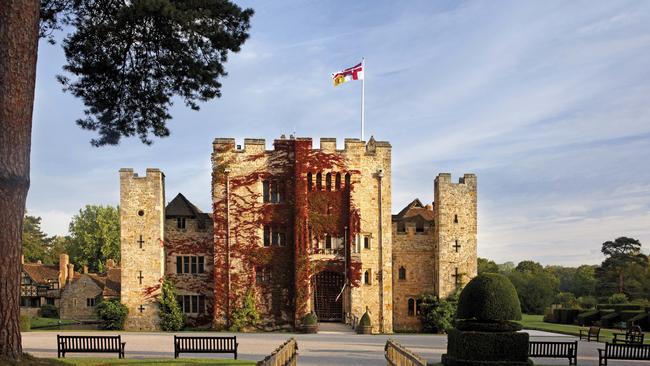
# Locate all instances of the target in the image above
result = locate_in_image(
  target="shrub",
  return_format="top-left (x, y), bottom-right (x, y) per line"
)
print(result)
top-left (600, 312), bottom-right (620, 328)
top-left (359, 311), bottom-right (372, 327)
top-left (577, 310), bottom-right (600, 326)
top-left (418, 292), bottom-right (457, 333)
top-left (230, 290), bottom-right (260, 331)
top-left (577, 296), bottom-right (598, 309)
top-left (302, 313), bottom-right (317, 326)
top-left (159, 279), bottom-right (184, 331)
top-left (96, 299), bottom-right (128, 330)
top-left (443, 328), bottom-right (529, 363)
top-left (555, 292), bottom-right (578, 308)
top-left (20, 315), bottom-right (31, 331)
top-left (40, 304), bottom-right (59, 318)
top-left (550, 308), bottom-right (581, 324)
top-left (457, 273), bottom-right (521, 322)
top-left (608, 293), bottom-right (629, 304)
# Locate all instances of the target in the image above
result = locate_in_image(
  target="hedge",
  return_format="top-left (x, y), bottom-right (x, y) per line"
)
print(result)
top-left (443, 328), bottom-right (531, 365)
top-left (596, 304), bottom-right (645, 312)
top-left (577, 310), bottom-right (600, 326)
top-left (600, 312), bottom-right (621, 328)
top-left (40, 304), bottom-right (58, 318)
top-left (550, 308), bottom-right (581, 324)
top-left (620, 310), bottom-right (645, 322)
top-left (627, 312), bottom-right (649, 331)
top-left (457, 274), bottom-right (521, 322)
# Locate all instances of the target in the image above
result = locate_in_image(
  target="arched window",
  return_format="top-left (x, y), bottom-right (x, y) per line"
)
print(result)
top-left (454, 214), bottom-right (459, 224)
top-left (326, 173), bottom-right (332, 191)
top-left (407, 298), bottom-right (415, 316)
top-left (316, 172), bottom-right (322, 190)
top-left (399, 266), bottom-right (406, 280)
top-left (335, 173), bottom-right (341, 190)
top-left (307, 173), bottom-right (313, 191)
top-left (364, 270), bottom-right (371, 285)
top-left (345, 173), bottom-right (351, 189)
top-left (325, 235), bottom-right (332, 249)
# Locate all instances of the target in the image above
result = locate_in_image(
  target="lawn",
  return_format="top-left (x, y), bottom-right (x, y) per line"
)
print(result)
top-left (518, 314), bottom-right (650, 344)
top-left (1, 355), bottom-right (254, 366)
top-left (30, 317), bottom-right (78, 329)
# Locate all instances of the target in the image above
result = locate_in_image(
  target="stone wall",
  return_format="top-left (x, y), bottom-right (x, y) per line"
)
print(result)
top-left (391, 220), bottom-right (435, 331)
top-left (119, 168), bottom-right (166, 331)
top-left (434, 174), bottom-right (478, 299)
top-left (164, 216), bottom-right (214, 327)
top-left (59, 275), bottom-right (103, 320)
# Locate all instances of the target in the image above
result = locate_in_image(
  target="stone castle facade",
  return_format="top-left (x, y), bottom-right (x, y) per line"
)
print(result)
top-left (119, 136), bottom-right (477, 332)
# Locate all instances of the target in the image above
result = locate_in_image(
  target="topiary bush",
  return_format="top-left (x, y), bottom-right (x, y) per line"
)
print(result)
top-left (457, 273), bottom-right (522, 322)
top-left (577, 310), bottom-right (600, 326)
top-left (230, 290), bottom-right (260, 332)
top-left (96, 299), bottom-right (128, 330)
top-left (443, 328), bottom-right (530, 365)
top-left (608, 293), bottom-right (629, 304)
top-left (578, 296), bottom-right (598, 309)
top-left (40, 304), bottom-right (58, 318)
top-left (359, 311), bottom-right (371, 326)
top-left (302, 312), bottom-right (317, 326)
top-left (20, 314), bottom-right (31, 332)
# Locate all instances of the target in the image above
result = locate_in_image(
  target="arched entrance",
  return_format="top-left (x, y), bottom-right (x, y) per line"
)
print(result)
top-left (313, 271), bottom-right (344, 322)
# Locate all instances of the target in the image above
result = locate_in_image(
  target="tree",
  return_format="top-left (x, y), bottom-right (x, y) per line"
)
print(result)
top-left (571, 265), bottom-right (596, 297)
top-left (508, 261), bottom-right (559, 314)
top-left (68, 205), bottom-right (120, 272)
top-left (595, 237), bottom-right (647, 296)
top-left (477, 257), bottom-right (500, 275)
top-left (0, 0), bottom-right (252, 358)
top-left (22, 215), bottom-right (49, 263)
top-left (96, 299), bottom-right (128, 330)
top-left (418, 291), bottom-right (459, 333)
top-left (159, 279), bottom-right (184, 331)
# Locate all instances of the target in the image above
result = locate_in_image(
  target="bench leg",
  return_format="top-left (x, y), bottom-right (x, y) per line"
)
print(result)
top-left (235, 351), bottom-right (237, 360)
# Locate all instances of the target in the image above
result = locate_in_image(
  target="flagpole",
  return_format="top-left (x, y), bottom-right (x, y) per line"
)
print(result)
top-left (361, 57), bottom-right (365, 141)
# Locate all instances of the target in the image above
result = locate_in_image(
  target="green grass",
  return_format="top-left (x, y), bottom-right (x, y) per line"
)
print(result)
top-left (517, 314), bottom-right (650, 344)
top-left (30, 317), bottom-right (78, 329)
top-left (3, 355), bottom-right (254, 366)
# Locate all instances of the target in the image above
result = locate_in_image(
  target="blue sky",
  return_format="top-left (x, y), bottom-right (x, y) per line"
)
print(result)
top-left (28, 0), bottom-right (650, 266)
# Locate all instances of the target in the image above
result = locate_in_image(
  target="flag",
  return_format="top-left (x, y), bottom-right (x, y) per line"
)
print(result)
top-left (331, 62), bottom-right (364, 87)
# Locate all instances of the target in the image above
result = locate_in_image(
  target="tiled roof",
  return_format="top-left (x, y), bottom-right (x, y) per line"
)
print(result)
top-left (392, 198), bottom-right (434, 222)
top-left (166, 193), bottom-right (210, 228)
top-left (103, 268), bottom-right (121, 298)
top-left (22, 263), bottom-right (59, 285)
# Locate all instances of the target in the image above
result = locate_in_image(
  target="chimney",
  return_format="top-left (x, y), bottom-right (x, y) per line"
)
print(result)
top-left (59, 254), bottom-right (69, 287)
top-left (83, 265), bottom-right (88, 274)
top-left (425, 204), bottom-right (433, 211)
top-left (106, 259), bottom-right (115, 269)
top-left (67, 263), bottom-right (74, 282)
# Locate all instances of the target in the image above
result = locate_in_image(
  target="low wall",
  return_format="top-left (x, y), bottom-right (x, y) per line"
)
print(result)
top-left (385, 339), bottom-right (431, 366)
top-left (257, 337), bottom-right (298, 366)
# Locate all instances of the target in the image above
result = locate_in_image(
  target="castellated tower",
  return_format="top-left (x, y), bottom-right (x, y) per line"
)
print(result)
top-left (434, 173), bottom-right (478, 299)
top-left (211, 136), bottom-right (393, 333)
top-left (119, 168), bottom-right (166, 331)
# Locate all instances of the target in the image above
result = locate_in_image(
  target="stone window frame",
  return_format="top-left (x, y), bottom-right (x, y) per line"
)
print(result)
top-left (263, 225), bottom-right (288, 247)
top-left (176, 217), bottom-right (187, 230)
top-left (454, 214), bottom-right (459, 224)
top-left (176, 255), bottom-right (206, 274)
top-left (396, 221), bottom-right (407, 234)
top-left (176, 294), bottom-right (206, 315)
top-left (398, 266), bottom-right (406, 281)
top-left (255, 266), bottom-right (271, 285)
top-left (86, 298), bottom-right (96, 307)
top-left (407, 298), bottom-right (415, 317)
top-left (364, 269), bottom-right (372, 285)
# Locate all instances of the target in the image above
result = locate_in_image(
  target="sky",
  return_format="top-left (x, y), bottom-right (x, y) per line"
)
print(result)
top-left (28, 0), bottom-right (650, 266)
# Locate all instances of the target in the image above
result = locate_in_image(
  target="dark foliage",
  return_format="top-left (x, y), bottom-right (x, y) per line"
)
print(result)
top-left (301, 313), bottom-right (317, 326)
top-left (454, 319), bottom-right (522, 332)
top-left (457, 273), bottom-right (522, 322)
top-left (443, 328), bottom-right (531, 366)
top-left (19, 315), bottom-right (31, 332)
top-left (418, 292), bottom-right (458, 333)
top-left (96, 299), bottom-right (128, 330)
top-left (359, 310), bottom-right (371, 326)
top-left (41, 0), bottom-right (253, 146)
top-left (39, 304), bottom-right (58, 318)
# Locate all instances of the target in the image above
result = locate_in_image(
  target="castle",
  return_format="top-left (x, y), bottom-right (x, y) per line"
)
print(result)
top-left (119, 136), bottom-right (477, 333)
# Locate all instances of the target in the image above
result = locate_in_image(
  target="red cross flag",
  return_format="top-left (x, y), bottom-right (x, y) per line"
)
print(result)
top-left (331, 62), bottom-right (364, 87)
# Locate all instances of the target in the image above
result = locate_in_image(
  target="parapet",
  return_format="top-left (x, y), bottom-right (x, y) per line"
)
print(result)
top-left (435, 173), bottom-right (476, 186)
top-left (212, 136), bottom-right (390, 155)
top-left (119, 168), bottom-right (164, 180)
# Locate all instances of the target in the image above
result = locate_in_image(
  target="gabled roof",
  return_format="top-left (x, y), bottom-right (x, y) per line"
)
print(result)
top-left (103, 268), bottom-right (121, 298)
top-left (392, 198), bottom-right (434, 222)
top-left (166, 193), bottom-right (210, 228)
top-left (22, 263), bottom-right (59, 284)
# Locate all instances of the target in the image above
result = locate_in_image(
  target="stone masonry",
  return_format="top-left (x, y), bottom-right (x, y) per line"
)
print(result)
top-left (118, 136), bottom-right (477, 333)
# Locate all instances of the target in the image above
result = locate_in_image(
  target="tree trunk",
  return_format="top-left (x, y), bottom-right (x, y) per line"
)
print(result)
top-left (0, 0), bottom-right (40, 360)
top-left (618, 271), bottom-right (624, 294)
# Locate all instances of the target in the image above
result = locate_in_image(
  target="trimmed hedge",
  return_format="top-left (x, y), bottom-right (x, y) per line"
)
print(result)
top-left (600, 312), bottom-right (620, 328)
top-left (577, 310), bottom-right (600, 326)
top-left (359, 311), bottom-right (372, 326)
top-left (455, 320), bottom-right (522, 332)
top-left (40, 304), bottom-right (58, 318)
top-left (627, 312), bottom-right (649, 331)
top-left (457, 274), bottom-right (521, 322)
top-left (550, 308), bottom-right (581, 324)
top-left (596, 303), bottom-right (646, 312)
top-left (443, 328), bottom-right (531, 366)
top-left (20, 315), bottom-right (31, 331)
top-left (620, 310), bottom-right (645, 321)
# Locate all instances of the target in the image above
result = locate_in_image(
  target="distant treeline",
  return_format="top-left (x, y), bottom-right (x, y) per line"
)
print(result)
top-left (479, 237), bottom-right (650, 314)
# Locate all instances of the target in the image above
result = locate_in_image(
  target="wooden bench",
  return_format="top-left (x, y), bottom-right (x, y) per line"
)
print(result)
top-left (598, 343), bottom-right (650, 366)
top-left (174, 335), bottom-right (238, 359)
top-left (528, 340), bottom-right (578, 365)
top-left (57, 335), bottom-right (125, 358)
top-left (579, 326), bottom-right (601, 342)
top-left (613, 326), bottom-right (645, 345)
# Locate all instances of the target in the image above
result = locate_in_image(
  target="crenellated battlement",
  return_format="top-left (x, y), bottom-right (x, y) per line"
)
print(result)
top-left (435, 173), bottom-right (476, 187)
top-left (212, 136), bottom-right (391, 156)
top-left (119, 168), bottom-right (164, 180)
